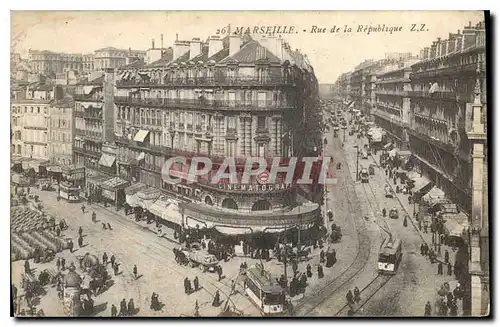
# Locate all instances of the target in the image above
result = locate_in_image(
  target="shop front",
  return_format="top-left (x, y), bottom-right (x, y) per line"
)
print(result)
top-left (124, 183), bottom-right (147, 215)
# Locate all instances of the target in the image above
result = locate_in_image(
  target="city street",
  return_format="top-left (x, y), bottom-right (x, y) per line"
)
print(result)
top-left (338, 121), bottom-right (461, 317)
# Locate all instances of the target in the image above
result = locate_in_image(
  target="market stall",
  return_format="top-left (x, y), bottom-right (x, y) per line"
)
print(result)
top-left (100, 177), bottom-right (130, 208)
top-left (442, 212), bottom-right (469, 244)
top-left (59, 181), bottom-right (81, 202)
top-left (124, 183), bottom-right (147, 208)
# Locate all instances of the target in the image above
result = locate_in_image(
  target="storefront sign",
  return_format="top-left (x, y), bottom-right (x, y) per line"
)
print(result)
top-left (217, 183), bottom-right (291, 192)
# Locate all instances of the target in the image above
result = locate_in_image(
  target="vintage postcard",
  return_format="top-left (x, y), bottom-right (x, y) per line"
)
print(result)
top-left (10, 10), bottom-right (489, 318)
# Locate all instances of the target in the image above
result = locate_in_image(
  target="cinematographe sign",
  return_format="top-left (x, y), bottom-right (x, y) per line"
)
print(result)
top-left (217, 183), bottom-right (291, 192)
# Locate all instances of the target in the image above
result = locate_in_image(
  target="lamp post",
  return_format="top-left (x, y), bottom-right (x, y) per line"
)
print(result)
top-left (354, 145), bottom-right (360, 181)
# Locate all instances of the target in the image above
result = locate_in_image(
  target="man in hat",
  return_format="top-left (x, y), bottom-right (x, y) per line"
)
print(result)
top-left (119, 298), bottom-right (127, 316)
top-left (111, 304), bottom-right (117, 317)
top-left (127, 298), bottom-right (135, 316)
top-left (194, 276), bottom-right (199, 292)
top-left (133, 264), bottom-right (138, 279)
top-left (424, 301), bottom-right (432, 316)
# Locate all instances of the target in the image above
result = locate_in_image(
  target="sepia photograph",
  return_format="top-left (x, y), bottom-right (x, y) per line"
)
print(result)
top-left (9, 10), bottom-right (490, 318)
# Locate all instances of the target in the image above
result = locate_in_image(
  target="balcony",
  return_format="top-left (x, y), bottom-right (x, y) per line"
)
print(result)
top-left (75, 129), bottom-right (103, 142)
top-left (115, 76), bottom-right (296, 88)
top-left (73, 146), bottom-right (101, 158)
top-left (74, 110), bottom-right (103, 120)
top-left (195, 125), bottom-right (202, 133)
top-left (74, 94), bottom-right (103, 102)
top-left (114, 97), bottom-right (294, 111)
top-left (407, 90), bottom-right (472, 102)
top-left (375, 89), bottom-right (409, 96)
top-left (411, 62), bottom-right (482, 79)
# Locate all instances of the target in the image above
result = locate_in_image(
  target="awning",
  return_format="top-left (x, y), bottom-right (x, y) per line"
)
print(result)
top-left (125, 183), bottom-right (147, 207)
top-left (422, 186), bottom-right (446, 204)
top-left (124, 182), bottom-right (147, 195)
top-left (443, 212), bottom-right (469, 238)
top-left (99, 154), bottom-right (116, 168)
top-left (398, 150), bottom-right (413, 157)
top-left (436, 203), bottom-right (458, 214)
top-left (101, 176), bottom-right (130, 191)
top-left (11, 173), bottom-right (29, 186)
top-left (412, 176), bottom-right (434, 196)
top-left (46, 165), bottom-right (62, 173)
top-left (83, 86), bottom-right (96, 94)
top-left (214, 226), bottom-right (258, 235)
top-left (149, 197), bottom-right (182, 226)
top-left (133, 130), bottom-right (150, 142)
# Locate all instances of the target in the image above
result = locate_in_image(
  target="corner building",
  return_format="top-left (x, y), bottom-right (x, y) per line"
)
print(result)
top-left (114, 34), bottom-right (321, 236)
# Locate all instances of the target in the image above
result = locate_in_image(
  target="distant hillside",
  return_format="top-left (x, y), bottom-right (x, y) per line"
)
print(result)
top-left (319, 84), bottom-right (335, 99)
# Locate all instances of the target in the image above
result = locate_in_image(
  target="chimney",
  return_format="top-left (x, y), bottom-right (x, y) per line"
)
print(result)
top-left (152, 39), bottom-right (155, 49)
top-left (161, 34), bottom-right (164, 49)
top-left (208, 36), bottom-right (223, 58)
top-left (173, 40), bottom-right (190, 60)
top-left (229, 34), bottom-right (241, 56)
top-left (190, 38), bottom-right (202, 60)
top-left (176, 33), bottom-right (179, 41)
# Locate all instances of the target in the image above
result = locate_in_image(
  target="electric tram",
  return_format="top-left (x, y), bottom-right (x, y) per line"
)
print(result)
top-left (378, 237), bottom-right (402, 274)
top-left (244, 264), bottom-right (286, 316)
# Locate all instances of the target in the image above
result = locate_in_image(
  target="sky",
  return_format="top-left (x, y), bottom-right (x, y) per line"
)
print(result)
top-left (11, 11), bottom-right (485, 84)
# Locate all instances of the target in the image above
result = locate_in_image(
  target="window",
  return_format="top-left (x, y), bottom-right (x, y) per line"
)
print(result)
top-left (257, 116), bottom-right (266, 129)
top-left (227, 116), bottom-right (236, 130)
top-left (30, 107), bottom-right (34, 113)
top-left (252, 200), bottom-right (271, 211)
top-left (37, 107), bottom-right (40, 114)
top-left (205, 196), bottom-right (213, 206)
top-left (221, 198), bottom-right (238, 210)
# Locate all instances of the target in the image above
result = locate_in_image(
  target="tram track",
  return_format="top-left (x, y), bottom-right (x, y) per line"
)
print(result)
top-left (333, 273), bottom-right (393, 316)
top-left (294, 133), bottom-right (374, 317)
top-left (37, 192), bottom-right (252, 315)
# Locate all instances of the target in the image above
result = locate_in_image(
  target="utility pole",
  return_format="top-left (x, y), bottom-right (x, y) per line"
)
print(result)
top-left (354, 145), bottom-right (360, 181)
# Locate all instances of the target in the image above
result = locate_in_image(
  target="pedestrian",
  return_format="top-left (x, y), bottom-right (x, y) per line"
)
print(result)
top-left (438, 262), bottom-right (443, 275)
top-left (81, 204), bottom-right (85, 213)
top-left (110, 255), bottom-right (116, 267)
top-left (291, 259), bottom-right (298, 275)
top-left (306, 264), bottom-right (312, 278)
top-left (56, 257), bottom-right (61, 270)
top-left (102, 252), bottom-right (108, 265)
top-left (194, 276), bottom-right (199, 292)
top-left (24, 260), bottom-right (30, 274)
top-left (212, 290), bottom-right (221, 307)
top-left (113, 262), bottom-right (119, 276)
top-left (447, 292), bottom-right (454, 308)
top-left (127, 299), bottom-right (135, 316)
top-left (102, 223), bottom-right (107, 230)
top-left (403, 216), bottom-right (408, 227)
top-left (111, 304), bottom-right (117, 317)
top-left (393, 177), bottom-right (396, 184)
top-left (424, 301), bottom-right (432, 316)
top-left (418, 220), bottom-right (422, 231)
top-left (449, 300), bottom-right (458, 316)
top-left (444, 250), bottom-right (449, 264)
top-left (78, 226), bottom-right (83, 237)
top-left (317, 264), bottom-right (324, 279)
top-left (61, 258), bottom-right (66, 270)
top-left (68, 239), bottom-right (73, 253)
top-left (56, 226), bottom-right (61, 237)
top-left (424, 224), bottom-right (428, 233)
top-left (432, 233), bottom-right (435, 244)
top-left (354, 286), bottom-right (361, 303)
top-left (133, 264), bottom-right (138, 279)
top-left (382, 208), bottom-right (386, 217)
top-left (420, 243), bottom-right (425, 256)
top-left (347, 308), bottom-right (354, 316)
top-left (92, 211), bottom-right (96, 222)
top-left (447, 262), bottom-right (452, 276)
top-left (320, 250), bottom-right (325, 264)
top-left (78, 236), bottom-right (84, 248)
top-left (217, 265), bottom-right (223, 282)
top-left (184, 277), bottom-right (190, 294)
top-left (27, 187), bottom-right (30, 194)
top-left (346, 290), bottom-right (354, 305)
top-left (300, 273), bottom-right (307, 292)
top-left (119, 298), bottom-right (127, 316)
top-left (107, 223), bottom-right (112, 230)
